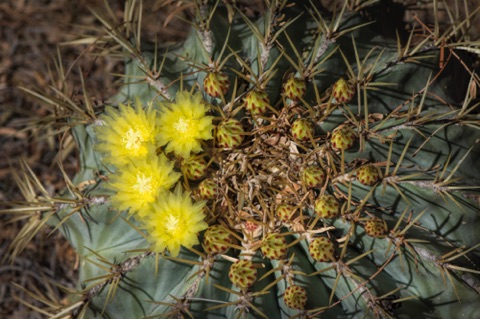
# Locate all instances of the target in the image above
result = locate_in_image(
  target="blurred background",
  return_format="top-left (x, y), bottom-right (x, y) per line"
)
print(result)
top-left (0, 1), bottom-right (478, 318)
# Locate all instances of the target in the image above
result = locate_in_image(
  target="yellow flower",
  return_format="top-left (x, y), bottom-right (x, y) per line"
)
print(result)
top-left (95, 99), bottom-right (157, 166)
top-left (142, 186), bottom-right (208, 257)
top-left (108, 154), bottom-right (180, 217)
top-left (157, 91), bottom-right (213, 159)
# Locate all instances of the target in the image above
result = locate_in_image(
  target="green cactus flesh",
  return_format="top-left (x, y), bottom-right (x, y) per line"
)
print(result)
top-left (48, 1), bottom-right (480, 318)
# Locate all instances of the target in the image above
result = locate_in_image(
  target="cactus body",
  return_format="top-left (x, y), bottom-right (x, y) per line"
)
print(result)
top-left (20, 1), bottom-right (480, 319)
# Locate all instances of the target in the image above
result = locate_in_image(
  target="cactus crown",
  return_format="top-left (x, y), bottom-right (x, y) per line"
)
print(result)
top-left (4, 1), bottom-right (480, 318)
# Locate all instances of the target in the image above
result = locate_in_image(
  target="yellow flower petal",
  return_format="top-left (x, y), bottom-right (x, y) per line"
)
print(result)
top-left (142, 186), bottom-right (208, 257)
top-left (157, 91), bottom-right (213, 159)
top-left (108, 153), bottom-right (180, 217)
top-left (95, 99), bottom-right (158, 166)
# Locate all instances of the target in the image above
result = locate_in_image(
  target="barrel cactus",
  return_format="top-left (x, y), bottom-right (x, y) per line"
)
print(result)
top-left (7, 1), bottom-right (480, 318)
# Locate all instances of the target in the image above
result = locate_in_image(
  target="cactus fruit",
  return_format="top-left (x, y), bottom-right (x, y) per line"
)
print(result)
top-left (291, 118), bottom-right (315, 141)
top-left (244, 89), bottom-right (270, 115)
top-left (283, 285), bottom-right (308, 310)
top-left (181, 154), bottom-right (208, 180)
top-left (203, 224), bottom-right (235, 255)
top-left (357, 164), bottom-right (381, 186)
top-left (364, 218), bottom-right (388, 238)
top-left (300, 165), bottom-right (326, 188)
top-left (7, 1), bottom-right (480, 319)
top-left (276, 204), bottom-right (297, 223)
top-left (309, 237), bottom-right (336, 262)
top-left (314, 194), bottom-right (340, 219)
top-left (215, 118), bottom-right (244, 148)
top-left (332, 78), bottom-right (355, 104)
top-left (260, 233), bottom-right (288, 260)
top-left (330, 125), bottom-right (357, 150)
top-left (198, 178), bottom-right (218, 200)
top-left (203, 71), bottom-right (229, 98)
top-left (229, 259), bottom-right (258, 289)
top-left (282, 75), bottom-right (307, 101)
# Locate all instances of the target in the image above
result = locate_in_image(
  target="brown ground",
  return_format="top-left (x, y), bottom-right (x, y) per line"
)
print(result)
top-left (0, 1), bottom-right (478, 318)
